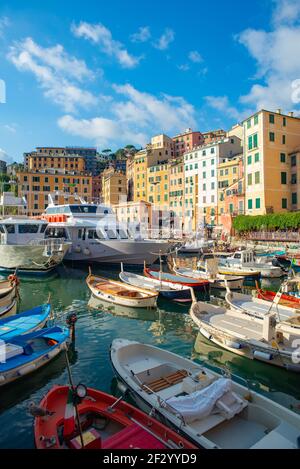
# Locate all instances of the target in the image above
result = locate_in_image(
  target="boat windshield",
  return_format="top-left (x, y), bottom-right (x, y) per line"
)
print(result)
top-left (45, 227), bottom-right (68, 239)
top-left (18, 224), bottom-right (40, 234)
top-left (70, 205), bottom-right (99, 214)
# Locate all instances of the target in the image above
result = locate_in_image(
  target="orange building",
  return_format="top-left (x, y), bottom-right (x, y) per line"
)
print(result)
top-left (18, 169), bottom-right (92, 215)
top-left (172, 128), bottom-right (204, 156)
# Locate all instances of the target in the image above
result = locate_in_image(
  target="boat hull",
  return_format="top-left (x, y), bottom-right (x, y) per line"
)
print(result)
top-left (144, 268), bottom-right (210, 292)
top-left (65, 239), bottom-right (172, 265)
top-left (0, 244), bottom-right (68, 272)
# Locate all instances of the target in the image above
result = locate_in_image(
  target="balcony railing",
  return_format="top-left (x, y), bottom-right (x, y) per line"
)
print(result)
top-left (244, 231), bottom-right (300, 242)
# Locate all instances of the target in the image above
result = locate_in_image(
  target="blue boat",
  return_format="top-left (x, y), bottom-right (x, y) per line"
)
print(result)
top-left (0, 304), bottom-right (51, 341)
top-left (0, 326), bottom-right (70, 387)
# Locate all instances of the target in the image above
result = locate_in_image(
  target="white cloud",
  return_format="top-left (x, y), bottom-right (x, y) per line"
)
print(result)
top-left (71, 21), bottom-right (141, 68)
top-left (58, 84), bottom-right (197, 147)
top-left (0, 16), bottom-right (9, 37)
top-left (188, 50), bottom-right (203, 63)
top-left (178, 64), bottom-right (190, 72)
top-left (205, 96), bottom-right (242, 121)
top-left (3, 124), bottom-right (17, 133)
top-left (7, 37), bottom-right (96, 112)
top-left (154, 28), bottom-right (175, 50)
top-left (272, 0), bottom-right (300, 26)
top-left (236, 1), bottom-right (300, 113)
top-left (0, 148), bottom-right (13, 164)
top-left (130, 26), bottom-right (151, 43)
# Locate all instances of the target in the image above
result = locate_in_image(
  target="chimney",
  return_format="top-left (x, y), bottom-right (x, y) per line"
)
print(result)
top-left (288, 111), bottom-right (294, 117)
top-left (276, 109), bottom-right (281, 114)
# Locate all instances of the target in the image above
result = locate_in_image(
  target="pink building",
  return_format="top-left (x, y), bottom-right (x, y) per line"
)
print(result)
top-left (172, 129), bottom-right (204, 156)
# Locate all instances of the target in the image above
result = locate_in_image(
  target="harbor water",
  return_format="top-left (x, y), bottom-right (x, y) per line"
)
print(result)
top-left (0, 258), bottom-right (300, 448)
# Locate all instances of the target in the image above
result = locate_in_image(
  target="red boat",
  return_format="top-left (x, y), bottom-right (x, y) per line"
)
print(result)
top-left (34, 385), bottom-right (197, 450)
top-left (144, 267), bottom-right (210, 292)
top-left (256, 288), bottom-right (300, 309)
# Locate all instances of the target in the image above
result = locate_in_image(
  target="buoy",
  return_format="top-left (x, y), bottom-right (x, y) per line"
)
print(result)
top-left (253, 350), bottom-right (273, 361)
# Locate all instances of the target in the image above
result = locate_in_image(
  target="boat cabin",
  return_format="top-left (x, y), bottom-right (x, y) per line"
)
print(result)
top-left (0, 218), bottom-right (48, 245)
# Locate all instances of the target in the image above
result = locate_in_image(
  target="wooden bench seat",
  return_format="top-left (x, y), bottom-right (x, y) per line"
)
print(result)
top-left (142, 369), bottom-right (188, 394)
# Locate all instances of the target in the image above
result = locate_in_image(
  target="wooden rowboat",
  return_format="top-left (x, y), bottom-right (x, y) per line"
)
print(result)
top-left (0, 274), bottom-right (19, 299)
top-left (34, 385), bottom-right (197, 449)
top-left (87, 269), bottom-right (158, 308)
top-left (144, 267), bottom-right (210, 292)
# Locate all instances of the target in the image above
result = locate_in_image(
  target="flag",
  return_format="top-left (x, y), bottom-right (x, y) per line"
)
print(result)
top-left (63, 388), bottom-right (76, 438)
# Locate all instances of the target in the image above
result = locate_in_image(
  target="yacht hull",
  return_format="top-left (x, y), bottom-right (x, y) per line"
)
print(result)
top-left (65, 240), bottom-right (172, 265)
top-left (0, 244), bottom-right (69, 272)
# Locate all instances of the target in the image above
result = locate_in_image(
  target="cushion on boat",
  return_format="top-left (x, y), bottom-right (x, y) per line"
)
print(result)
top-left (164, 378), bottom-right (237, 424)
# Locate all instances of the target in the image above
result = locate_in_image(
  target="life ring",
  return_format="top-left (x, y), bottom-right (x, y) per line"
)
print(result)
top-left (8, 274), bottom-right (19, 286)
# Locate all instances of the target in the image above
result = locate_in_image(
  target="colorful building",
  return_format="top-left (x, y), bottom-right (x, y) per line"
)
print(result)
top-left (17, 169), bottom-right (92, 215)
top-left (113, 200), bottom-right (152, 229)
top-left (102, 168), bottom-right (127, 205)
top-left (202, 129), bottom-right (226, 145)
top-left (147, 161), bottom-right (169, 207)
top-left (24, 147), bottom-right (97, 174)
top-left (184, 136), bottom-right (242, 228)
top-left (169, 158), bottom-right (185, 230)
top-left (243, 109), bottom-right (300, 215)
top-left (218, 155), bottom-right (244, 217)
top-left (172, 128), bottom-right (204, 156)
top-left (92, 174), bottom-right (103, 203)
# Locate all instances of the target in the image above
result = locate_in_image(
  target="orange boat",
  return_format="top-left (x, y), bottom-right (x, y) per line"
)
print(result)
top-left (256, 288), bottom-right (300, 309)
top-left (34, 385), bottom-right (197, 450)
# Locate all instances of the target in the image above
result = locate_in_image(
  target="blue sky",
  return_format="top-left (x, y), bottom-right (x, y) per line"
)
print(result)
top-left (0, 0), bottom-right (300, 162)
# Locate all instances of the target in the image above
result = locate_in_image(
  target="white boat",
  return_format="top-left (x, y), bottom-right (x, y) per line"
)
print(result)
top-left (111, 338), bottom-right (300, 448)
top-left (43, 197), bottom-right (172, 265)
top-left (0, 218), bottom-right (70, 274)
top-left (219, 250), bottom-right (283, 278)
top-left (119, 263), bottom-right (192, 302)
top-left (171, 258), bottom-right (243, 290)
top-left (190, 299), bottom-right (300, 372)
top-left (86, 270), bottom-right (158, 308)
top-left (179, 239), bottom-right (214, 253)
top-left (225, 286), bottom-right (299, 322)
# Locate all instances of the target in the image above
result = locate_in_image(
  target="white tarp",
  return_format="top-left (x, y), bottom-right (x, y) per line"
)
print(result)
top-left (165, 378), bottom-right (232, 423)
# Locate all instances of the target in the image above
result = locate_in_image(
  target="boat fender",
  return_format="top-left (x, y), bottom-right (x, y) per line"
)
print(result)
top-left (74, 246), bottom-right (81, 253)
top-left (47, 339), bottom-right (58, 346)
top-left (0, 375), bottom-right (5, 382)
top-left (253, 350), bottom-right (273, 361)
top-left (18, 364), bottom-right (36, 376)
top-left (225, 339), bottom-right (242, 349)
top-left (285, 364), bottom-right (300, 373)
top-left (83, 248), bottom-right (90, 256)
top-left (8, 274), bottom-right (19, 286)
top-left (199, 327), bottom-right (212, 341)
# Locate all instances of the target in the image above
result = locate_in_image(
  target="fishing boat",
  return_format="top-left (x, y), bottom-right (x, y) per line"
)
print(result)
top-left (0, 303), bottom-right (51, 341)
top-left (0, 326), bottom-right (71, 387)
top-left (225, 286), bottom-right (298, 322)
top-left (34, 384), bottom-right (197, 449)
top-left (111, 338), bottom-right (300, 448)
top-left (0, 287), bottom-right (18, 318)
top-left (170, 258), bottom-right (243, 290)
top-left (119, 263), bottom-right (191, 302)
top-left (219, 250), bottom-right (283, 278)
top-left (0, 274), bottom-right (19, 299)
top-left (256, 276), bottom-right (300, 308)
top-left (87, 269), bottom-right (158, 308)
top-left (190, 297), bottom-right (300, 373)
top-left (144, 267), bottom-right (210, 292)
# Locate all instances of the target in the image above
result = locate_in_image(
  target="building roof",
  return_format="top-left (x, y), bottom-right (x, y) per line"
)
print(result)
top-left (241, 109), bottom-right (300, 123)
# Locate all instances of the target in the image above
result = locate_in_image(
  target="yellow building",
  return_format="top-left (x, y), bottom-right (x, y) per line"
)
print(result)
top-left (102, 168), bottom-right (127, 205)
top-left (217, 156), bottom-right (243, 217)
top-left (18, 170), bottom-right (92, 215)
top-left (169, 159), bottom-right (185, 227)
top-left (147, 162), bottom-right (169, 207)
top-left (133, 149), bottom-right (148, 202)
top-left (243, 109), bottom-right (300, 214)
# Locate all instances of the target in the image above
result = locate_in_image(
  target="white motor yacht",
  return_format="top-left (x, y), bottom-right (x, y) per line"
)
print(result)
top-left (43, 198), bottom-right (172, 265)
top-left (0, 217), bottom-right (69, 274)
